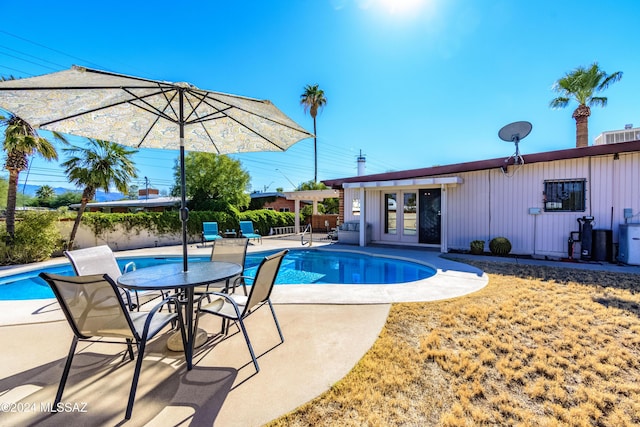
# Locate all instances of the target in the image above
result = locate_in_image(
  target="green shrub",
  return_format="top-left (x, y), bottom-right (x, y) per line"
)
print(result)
top-left (470, 240), bottom-right (485, 255)
top-left (79, 209), bottom-right (295, 241)
top-left (239, 209), bottom-right (295, 235)
top-left (489, 237), bottom-right (512, 256)
top-left (0, 211), bottom-right (63, 265)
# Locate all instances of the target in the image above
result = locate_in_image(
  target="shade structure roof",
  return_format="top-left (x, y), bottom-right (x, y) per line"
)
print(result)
top-left (0, 66), bottom-right (313, 154)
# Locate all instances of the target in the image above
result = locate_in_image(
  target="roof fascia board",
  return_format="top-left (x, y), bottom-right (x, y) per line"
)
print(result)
top-left (343, 176), bottom-right (462, 189)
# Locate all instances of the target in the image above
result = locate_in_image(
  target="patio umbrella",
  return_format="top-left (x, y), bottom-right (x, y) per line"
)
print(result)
top-left (0, 66), bottom-right (313, 271)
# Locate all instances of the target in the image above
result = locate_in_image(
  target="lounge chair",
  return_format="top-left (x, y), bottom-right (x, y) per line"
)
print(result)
top-left (197, 249), bottom-right (288, 372)
top-left (64, 245), bottom-right (165, 311)
top-left (194, 238), bottom-right (249, 297)
top-left (239, 220), bottom-right (261, 243)
top-left (202, 221), bottom-right (222, 246)
top-left (38, 272), bottom-right (186, 420)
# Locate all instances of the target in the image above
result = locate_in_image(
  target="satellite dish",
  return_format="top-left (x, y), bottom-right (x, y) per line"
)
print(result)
top-left (498, 121), bottom-right (532, 166)
top-left (499, 121), bottom-right (532, 143)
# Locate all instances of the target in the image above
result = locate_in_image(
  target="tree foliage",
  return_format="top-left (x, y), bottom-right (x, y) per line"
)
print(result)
top-left (172, 152), bottom-right (250, 211)
top-left (0, 211), bottom-right (62, 264)
top-left (300, 84), bottom-right (327, 183)
top-left (550, 63), bottom-right (622, 147)
top-left (34, 185), bottom-right (55, 206)
top-left (0, 177), bottom-right (32, 209)
top-left (297, 180), bottom-right (327, 191)
top-left (1, 110), bottom-right (65, 237)
top-left (49, 191), bottom-right (83, 209)
top-left (550, 63), bottom-right (622, 109)
top-left (296, 180), bottom-right (338, 214)
top-left (62, 138), bottom-right (138, 248)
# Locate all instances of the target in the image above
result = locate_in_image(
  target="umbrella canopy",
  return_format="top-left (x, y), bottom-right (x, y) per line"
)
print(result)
top-left (0, 66), bottom-right (313, 270)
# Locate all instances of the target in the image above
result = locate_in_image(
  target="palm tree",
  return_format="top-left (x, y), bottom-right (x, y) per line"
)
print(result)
top-left (35, 185), bottom-right (56, 206)
top-left (300, 84), bottom-right (327, 182)
top-left (550, 63), bottom-right (622, 148)
top-left (1, 112), bottom-right (65, 238)
top-left (35, 185), bottom-right (55, 200)
top-left (62, 139), bottom-right (138, 248)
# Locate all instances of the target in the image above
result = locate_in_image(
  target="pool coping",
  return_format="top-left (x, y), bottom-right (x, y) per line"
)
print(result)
top-left (0, 240), bottom-right (488, 326)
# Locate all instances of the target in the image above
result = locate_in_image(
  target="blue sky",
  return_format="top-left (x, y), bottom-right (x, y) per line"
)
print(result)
top-left (1, 0), bottom-right (639, 195)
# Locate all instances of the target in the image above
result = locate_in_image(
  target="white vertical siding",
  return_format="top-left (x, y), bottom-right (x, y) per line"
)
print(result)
top-left (340, 151), bottom-right (639, 258)
top-left (343, 188), bottom-right (359, 222)
top-left (365, 191), bottom-right (382, 241)
top-left (447, 171), bottom-right (491, 251)
top-left (343, 188), bottom-right (382, 241)
top-left (533, 158), bottom-right (591, 258)
top-left (445, 153), bottom-right (639, 257)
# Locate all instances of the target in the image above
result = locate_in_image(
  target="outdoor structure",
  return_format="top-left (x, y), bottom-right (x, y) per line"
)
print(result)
top-left (595, 124), bottom-right (640, 146)
top-left (70, 189), bottom-right (180, 213)
top-left (324, 139), bottom-right (640, 260)
top-left (249, 191), bottom-right (301, 212)
top-left (282, 189), bottom-right (340, 233)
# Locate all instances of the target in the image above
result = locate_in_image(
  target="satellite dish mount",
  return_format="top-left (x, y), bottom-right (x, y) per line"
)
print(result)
top-left (498, 121), bottom-right (532, 167)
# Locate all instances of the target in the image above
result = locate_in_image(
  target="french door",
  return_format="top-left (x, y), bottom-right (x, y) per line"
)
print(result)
top-left (418, 188), bottom-right (441, 244)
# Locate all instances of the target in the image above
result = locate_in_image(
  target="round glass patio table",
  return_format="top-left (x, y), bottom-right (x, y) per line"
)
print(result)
top-left (117, 261), bottom-right (242, 370)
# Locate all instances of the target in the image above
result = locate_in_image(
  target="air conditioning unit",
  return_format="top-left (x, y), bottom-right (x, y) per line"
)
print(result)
top-left (594, 127), bottom-right (640, 145)
top-left (618, 224), bottom-right (640, 265)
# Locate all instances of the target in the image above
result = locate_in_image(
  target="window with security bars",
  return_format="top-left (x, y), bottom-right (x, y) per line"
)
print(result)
top-left (543, 179), bottom-right (586, 212)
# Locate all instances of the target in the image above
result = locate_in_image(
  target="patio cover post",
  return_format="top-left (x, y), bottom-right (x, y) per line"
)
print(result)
top-left (359, 187), bottom-right (366, 247)
top-left (294, 199), bottom-right (301, 233)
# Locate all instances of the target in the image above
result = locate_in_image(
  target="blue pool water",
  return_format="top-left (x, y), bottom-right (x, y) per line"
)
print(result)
top-left (0, 250), bottom-right (435, 300)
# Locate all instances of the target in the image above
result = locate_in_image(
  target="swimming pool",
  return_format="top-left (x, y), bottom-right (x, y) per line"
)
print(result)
top-left (0, 249), bottom-right (436, 300)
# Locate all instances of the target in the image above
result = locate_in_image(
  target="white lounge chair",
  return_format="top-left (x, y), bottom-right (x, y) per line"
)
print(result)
top-left (64, 245), bottom-right (165, 311)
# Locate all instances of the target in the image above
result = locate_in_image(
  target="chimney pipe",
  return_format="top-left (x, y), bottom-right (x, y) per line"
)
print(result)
top-left (357, 150), bottom-right (366, 176)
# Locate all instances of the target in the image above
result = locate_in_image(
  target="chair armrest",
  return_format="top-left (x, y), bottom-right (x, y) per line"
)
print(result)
top-left (232, 275), bottom-right (254, 286)
top-left (197, 291), bottom-right (243, 316)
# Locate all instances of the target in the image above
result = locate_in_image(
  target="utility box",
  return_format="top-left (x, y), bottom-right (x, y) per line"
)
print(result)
top-left (618, 224), bottom-right (640, 265)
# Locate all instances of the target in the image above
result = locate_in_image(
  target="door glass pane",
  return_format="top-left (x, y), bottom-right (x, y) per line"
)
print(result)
top-left (385, 193), bottom-right (397, 235)
top-left (403, 193), bottom-right (417, 236)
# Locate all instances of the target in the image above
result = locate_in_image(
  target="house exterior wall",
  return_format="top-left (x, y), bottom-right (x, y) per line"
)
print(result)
top-left (263, 198), bottom-right (296, 212)
top-left (341, 151), bottom-right (640, 259)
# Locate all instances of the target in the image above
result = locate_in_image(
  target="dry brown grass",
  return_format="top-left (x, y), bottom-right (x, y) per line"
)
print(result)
top-left (268, 260), bottom-right (640, 426)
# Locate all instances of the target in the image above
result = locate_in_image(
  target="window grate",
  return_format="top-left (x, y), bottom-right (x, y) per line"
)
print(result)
top-left (544, 179), bottom-right (586, 212)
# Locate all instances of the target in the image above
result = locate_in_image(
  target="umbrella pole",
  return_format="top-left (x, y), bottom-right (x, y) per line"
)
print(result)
top-left (179, 92), bottom-right (189, 273)
top-left (180, 144), bottom-right (188, 272)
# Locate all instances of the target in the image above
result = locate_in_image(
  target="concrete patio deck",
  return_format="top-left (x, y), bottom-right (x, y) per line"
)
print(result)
top-left (0, 237), bottom-right (488, 426)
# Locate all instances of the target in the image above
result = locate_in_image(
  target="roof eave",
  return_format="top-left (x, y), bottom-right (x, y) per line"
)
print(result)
top-left (323, 140), bottom-right (640, 188)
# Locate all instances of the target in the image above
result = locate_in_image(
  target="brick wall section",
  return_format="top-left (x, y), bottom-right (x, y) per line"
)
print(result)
top-left (338, 189), bottom-right (344, 224)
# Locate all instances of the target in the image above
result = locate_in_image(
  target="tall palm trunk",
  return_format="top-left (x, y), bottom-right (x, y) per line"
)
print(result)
top-left (5, 169), bottom-right (20, 238)
top-left (572, 105), bottom-right (591, 148)
top-left (313, 116), bottom-right (317, 183)
top-left (68, 187), bottom-right (94, 249)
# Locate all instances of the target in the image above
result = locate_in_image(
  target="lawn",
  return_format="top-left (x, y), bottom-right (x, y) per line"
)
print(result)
top-left (269, 259), bottom-right (640, 426)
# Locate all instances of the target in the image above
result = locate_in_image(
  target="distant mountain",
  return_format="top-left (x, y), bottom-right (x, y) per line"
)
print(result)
top-left (19, 184), bottom-right (125, 202)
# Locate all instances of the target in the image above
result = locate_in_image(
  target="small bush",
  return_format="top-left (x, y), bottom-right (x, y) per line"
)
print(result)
top-left (489, 237), bottom-right (512, 256)
top-left (0, 211), bottom-right (63, 265)
top-left (470, 240), bottom-right (485, 254)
